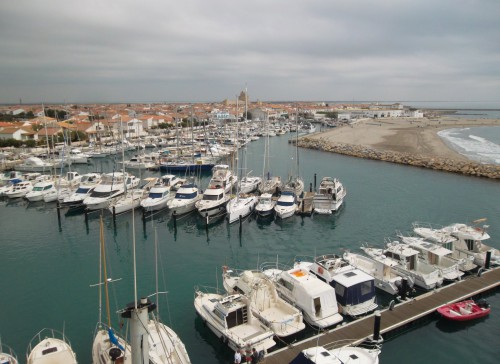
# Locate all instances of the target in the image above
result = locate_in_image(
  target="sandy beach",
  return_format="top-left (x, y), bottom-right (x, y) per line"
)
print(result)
top-left (308, 116), bottom-right (500, 161)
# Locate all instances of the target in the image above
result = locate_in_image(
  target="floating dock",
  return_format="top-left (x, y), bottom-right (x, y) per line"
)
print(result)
top-left (297, 192), bottom-right (314, 216)
top-left (264, 267), bottom-right (500, 364)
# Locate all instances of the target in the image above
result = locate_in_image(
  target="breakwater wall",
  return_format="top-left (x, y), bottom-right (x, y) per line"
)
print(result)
top-left (295, 137), bottom-right (500, 179)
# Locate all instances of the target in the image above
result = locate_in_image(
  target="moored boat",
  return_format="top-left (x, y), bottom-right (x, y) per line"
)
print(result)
top-left (26, 328), bottom-right (77, 364)
top-left (313, 177), bottom-right (346, 214)
top-left (290, 344), bottom-right (380, 364)
top-left (436, 299), bottom-right (490, 321)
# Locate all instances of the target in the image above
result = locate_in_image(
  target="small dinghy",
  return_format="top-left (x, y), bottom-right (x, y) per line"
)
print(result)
top-left (437, 299), bottom-right (490, 321)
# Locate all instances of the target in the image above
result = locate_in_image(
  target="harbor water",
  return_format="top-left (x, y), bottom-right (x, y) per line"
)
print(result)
top-left (1, 131), bottom-right (499, 363)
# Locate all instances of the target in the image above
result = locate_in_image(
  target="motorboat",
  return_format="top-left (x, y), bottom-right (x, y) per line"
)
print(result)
top-left (262, 266), bottom-right (343, 329)
top-left (297, 254), bottom-right (378, 317)
top-left (26, 328), bottom-right (77, 364)
top-left (4, 181), bottom-right (33, 199)
top-left (222, 268), bottom-right (306, 337)
top-left (343, 251), bottom-right (412, 297)
top-left (361, 241), bottom-right (443, 290)
top-left (60, 173), bottom-right (101, 208)
top-left (167, 182), bottom-right (202, 215)
top-left (25, 180), bottom-right (56, 202)
top-left (0, 178), bottom-right (23, 197)
top-left (140, 175), bottom-right (181, 212)
top-left (122, 153), bottom-right (159, 170)
top-left (226, 194), bottom-right (258, 224)
top-left (313, 177), bottom-right (346, 214)
top-left (398, 235), bottom-right (465, 280)
top-left (0, 341), bottom-right (18, 364)
top-left (16, 157), bottom-right (55, 172)
top-left (0, 170), bottom-right (23, 186)
top-left (437, 299), bottom-right (490, 321)
top-left (84, 172), bottom-right (139, 210)
top-left (195, 168), bottom-right (236, 219)
top-left (274, 189), bottom-right (297, 219)
top-left (67, 148), bottom-right (90, 164)
top-left (194, 290), bottom-right (276, 353)
top-left (413, 220), bottom-right (500, 267)
top-left (290, 344), bottom-right (380, 364)
top-left (255, 193), bottom-right (276, 217)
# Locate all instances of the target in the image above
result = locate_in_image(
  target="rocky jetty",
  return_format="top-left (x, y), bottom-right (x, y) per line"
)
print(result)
top-left (296, 137), bottom-right (500, 179)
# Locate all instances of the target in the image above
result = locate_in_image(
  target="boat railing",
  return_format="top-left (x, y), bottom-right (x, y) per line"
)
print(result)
top-left (259, 261), bottom-right (292, 273)
top-left (194, 285), bottom-right (226, 296)
top-left (26, 328), bottom-right (72, 357)
top-left (0, 341), bottom-right (18, 361)
top-left (412, 221), bottom-right (445, 231)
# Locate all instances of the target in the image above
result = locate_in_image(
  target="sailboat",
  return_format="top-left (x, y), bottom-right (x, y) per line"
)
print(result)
top-left (259, 113), bottom-right (282, 195)
top-left (226, 101), bottom-right (258, 224)
top-left (26, 328), bottom-right (77, 364)
top-left (283, 107), bottom-right (304, 197)
top-left (0, 339), bottom-right (18, 364)
top-left (92, 216), bottom-right (131, 364)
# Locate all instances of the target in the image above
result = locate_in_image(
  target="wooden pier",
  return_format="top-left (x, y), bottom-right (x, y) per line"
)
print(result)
top-left (264, 267), bottom-right (500, 364)
top-left (297, 192), bottom-right (314, 216)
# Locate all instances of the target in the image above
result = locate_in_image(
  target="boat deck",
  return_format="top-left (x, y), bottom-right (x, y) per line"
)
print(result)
top-left (264, 267), bottom-right (500, 364)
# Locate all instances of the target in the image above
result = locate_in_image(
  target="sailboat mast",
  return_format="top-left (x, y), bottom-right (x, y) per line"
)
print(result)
top-left (100, 216), bottom-right (112, 328)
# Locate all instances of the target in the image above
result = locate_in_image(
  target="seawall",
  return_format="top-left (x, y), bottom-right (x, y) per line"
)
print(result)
top-left (295, 137), bottom-right (500, 179)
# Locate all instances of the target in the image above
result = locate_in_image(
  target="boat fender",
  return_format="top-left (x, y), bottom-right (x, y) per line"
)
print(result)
top-left (389, 300), bottom-right (395, 311)
top-left (477, 268), bottom-right (484, 277)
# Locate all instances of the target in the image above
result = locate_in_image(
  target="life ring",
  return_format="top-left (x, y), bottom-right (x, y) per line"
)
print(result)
top-left (317, 266), bottom-right (324, 274)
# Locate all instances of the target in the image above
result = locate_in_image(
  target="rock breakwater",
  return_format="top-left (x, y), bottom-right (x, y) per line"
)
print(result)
top-left (296, 137), bottom-right (500, 179)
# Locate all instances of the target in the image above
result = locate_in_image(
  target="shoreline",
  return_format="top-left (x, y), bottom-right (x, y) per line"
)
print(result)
top-left (298, 116), bottom-right (500, 179)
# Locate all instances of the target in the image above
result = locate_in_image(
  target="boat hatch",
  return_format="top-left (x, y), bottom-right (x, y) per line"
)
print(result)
top-left (42, 346), bottom-right (58, 355)
top-left (226, 307), bottom-right (248, 328)
top-left (291, 270), bottom-right (306, 278)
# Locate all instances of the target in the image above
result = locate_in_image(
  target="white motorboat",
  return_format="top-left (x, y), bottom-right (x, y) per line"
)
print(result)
top-left (0, 178), bottom-right (23, 197)
top-left (343, 251), bottom-right (411, 297)
top-left (60, 173), bottom-right (101, 208)
top-left (167, 182), bottom-right (202, 215)
top-left (262, 266), bottom-right (343, 329)
top-left (291, 344), bottom-right (380, 364)
top-left (140, 175), bottom-right (180, 212)
top-left (398, 235), bottom-right (465, 280)
top-left (0, 341), bottom-right (18, 364)
top-left (255, 193), bottom-right (276, 217)
top-left (194, 290), bottom-right (276, 353)
top-left (25, 180), bottom-right (56, 202)
top-left (195, 169), bottom-right (235, 218)
top-left (84, 172), bottom-right (139, 210)
top-left (361, 241), bottom-right (443, 290)
top-left (26, 328), bottom-right (77, 364)
top-left (313, 177), bottom-right (346, 214)
top-left (413, 220), bottom-right (500, 267)
top-left (67, 148), bottom-right (90, 164)
top-left (274, 189), bottom-right (297, 219)
top-left (122, 153), bottom-right (159, 170)
top-left (226, 194), bottom-right (258, 224)
top-left (4, 181), bottom-right (33, 199)
top-left (0, 170), bottom-right (23, 186)
top-left (298, 254), bottom-right (378, 317)
top-left (16, 157), bottom-right (55, 172)
top-left (222, 268), bottom-right (306, 337)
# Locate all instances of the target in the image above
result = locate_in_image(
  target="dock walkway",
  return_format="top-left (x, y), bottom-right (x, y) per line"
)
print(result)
top-left (264, 267), bottom-right (500, 364)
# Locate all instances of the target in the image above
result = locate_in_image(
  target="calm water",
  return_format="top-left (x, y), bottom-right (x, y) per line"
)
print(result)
top-left (1, 134), bottom-right (499, 364)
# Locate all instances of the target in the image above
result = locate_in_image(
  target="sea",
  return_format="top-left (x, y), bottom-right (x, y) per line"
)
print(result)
top-left (1, 112), bottom-right (499, 364)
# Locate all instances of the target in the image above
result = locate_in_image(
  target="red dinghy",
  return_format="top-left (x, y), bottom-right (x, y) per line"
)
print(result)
top-left (437, 299), bottom-right (490, 321)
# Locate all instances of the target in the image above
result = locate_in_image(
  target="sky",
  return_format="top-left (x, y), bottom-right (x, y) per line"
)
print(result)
top-left (1, 0), bottom-right (499, 104)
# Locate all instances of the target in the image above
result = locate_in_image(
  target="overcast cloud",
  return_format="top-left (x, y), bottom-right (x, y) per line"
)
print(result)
top-left (1, 0), bottom-right (499, 104)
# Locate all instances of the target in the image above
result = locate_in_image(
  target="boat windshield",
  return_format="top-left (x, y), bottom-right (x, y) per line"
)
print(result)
top-left (203, 194), bottom-right (222, 201)
top-left (89, 190), bottom-right (114, 198)
top-left (148, 192), bottom-right (164, 199)
top-left (175, 191), bottom-right (198, 199)
top-left (76, 187), bottom-right (91, 194)
top-left (277, 200), bottom-right (294, 207)
top-left (33, 186), bottom-right (44, 191)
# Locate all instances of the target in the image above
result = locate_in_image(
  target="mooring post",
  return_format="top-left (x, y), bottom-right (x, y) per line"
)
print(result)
top-left (309, 182), bottom-right (312, 192)
top-left (401, 277), bottom-right (408, 300)
top-left (485, 251), bottom-right (491, 270)
top-left (314, 173), bottom-right (317, 191)
top-left (373, 310), bottom-right (381, 342)
top-left (239, 215), bottom-right (242, 235)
